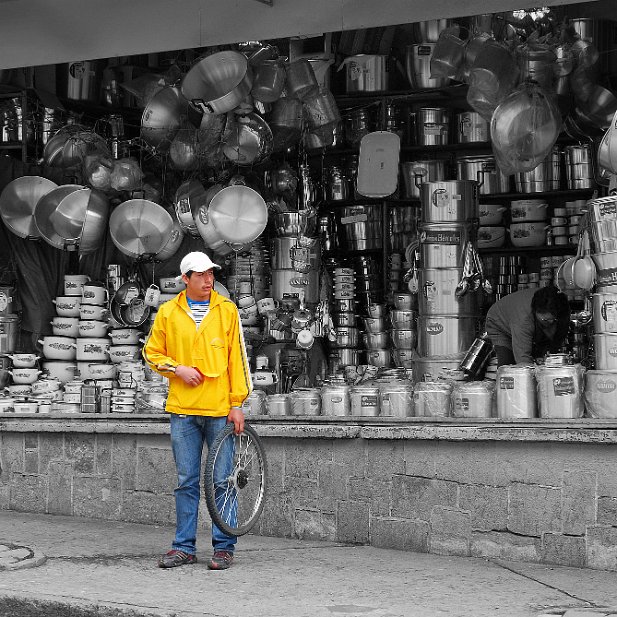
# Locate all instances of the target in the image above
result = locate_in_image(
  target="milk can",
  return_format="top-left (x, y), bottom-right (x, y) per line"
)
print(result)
top-left (349, 385), bottom-right (380, 417)
top-left (414, 381), bottom-right (452, 417)
top-left (289, 388), bottom-right (322, 416)
top-left (536, 364), bottom-right (584, 419)
top-left (496, 365), bottom-right (537, 418)
top-left (320, 382), bottom-right (350, 416)
top-left (452, 381), bottom-right (494, 417)
top-left (379, 381), bottom-right (413, 417)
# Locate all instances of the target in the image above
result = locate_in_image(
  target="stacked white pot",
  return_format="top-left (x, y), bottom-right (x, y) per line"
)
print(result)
top-left (413, 180), bottom-right (481, 386)
top-left (76, 281), bottom-right (114, 382)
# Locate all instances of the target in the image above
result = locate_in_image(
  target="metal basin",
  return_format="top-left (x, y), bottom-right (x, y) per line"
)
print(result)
top-left (34, 184), bottom-right (84, 249)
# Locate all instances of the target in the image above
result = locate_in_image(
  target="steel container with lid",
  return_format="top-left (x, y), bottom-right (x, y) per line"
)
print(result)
top-left (349, 385), bottom-right (380, 416)
top-left (455, 111), bottom-right (489, 143)
top-left (412, 354), bottom-right (465, 383)
top-left (401, 159), bottom-right (446, 199)
top-left (417, 223), bottom-right (469, 269)
top-left (452, 381), bottom-right (494, 417)
top-left (242, 390), bottom-right (267, 415)
top-left (585, 370), bottom-right (617, 418)
top-left (266, 393), bottom-right (290, 416)
top-left (536, 364), bottom-right (584, 418)
top-left (414, 381), bottom-right (452, 417)
top-left (496, 365), bottom-right (537, 419)
top-left (379, 381), bottom-right (413, 417)
top-left (415, 107), bottom-right (449, 145)
top-left (320, 382), bottom-right (350, 416)
top-left (420, 181), bottom-right (478, 223)
top-left (290, 388), bottom-right (322, 416)
top-left (456, 155), bottom-right (510, 195)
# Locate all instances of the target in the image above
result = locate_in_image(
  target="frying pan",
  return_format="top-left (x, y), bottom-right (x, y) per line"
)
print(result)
top-left (109, 199), bottom-right (174, 258)
top-left (0, 176), bottom-right (58, 240)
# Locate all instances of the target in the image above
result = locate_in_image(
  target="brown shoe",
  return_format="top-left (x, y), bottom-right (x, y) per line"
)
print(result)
top-left (207, 550), bottom-right (233, 570)
top-left (158, 549), bottom-right (197, 568)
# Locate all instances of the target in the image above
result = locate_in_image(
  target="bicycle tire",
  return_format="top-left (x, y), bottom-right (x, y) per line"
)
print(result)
top-left (204, 422), bottom-right (268, 537)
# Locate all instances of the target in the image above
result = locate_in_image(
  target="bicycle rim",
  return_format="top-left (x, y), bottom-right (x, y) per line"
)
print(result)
top-left (204, 423), bottom-right (267, 536)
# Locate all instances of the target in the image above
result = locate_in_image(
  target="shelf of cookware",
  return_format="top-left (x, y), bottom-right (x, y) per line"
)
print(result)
top-left (478, 188), bottom-right (598, 201)
top-left (477, 246), bottom-right (577, 256)
top-left (333, 83), bottom-right (470, 108)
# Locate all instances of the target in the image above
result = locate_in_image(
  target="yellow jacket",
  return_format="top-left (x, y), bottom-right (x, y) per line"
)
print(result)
top-left (142, 290), bottom-right (252, 416)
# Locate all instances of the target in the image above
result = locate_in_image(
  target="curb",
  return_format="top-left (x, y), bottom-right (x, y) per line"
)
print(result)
top-left (0, 542), bottom-right (47, 571)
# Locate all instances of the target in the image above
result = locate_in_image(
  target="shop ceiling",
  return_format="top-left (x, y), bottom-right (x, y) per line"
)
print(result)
top-left (0, 0), bottom-right (609, 70)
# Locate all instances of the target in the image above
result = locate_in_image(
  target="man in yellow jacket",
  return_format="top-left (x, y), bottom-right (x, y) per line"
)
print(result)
top-left (143, 251), bottom-right (252, 570)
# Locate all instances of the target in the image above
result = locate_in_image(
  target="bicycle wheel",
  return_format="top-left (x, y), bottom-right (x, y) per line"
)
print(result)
top-left (204, 422), bottom-right (267, 536)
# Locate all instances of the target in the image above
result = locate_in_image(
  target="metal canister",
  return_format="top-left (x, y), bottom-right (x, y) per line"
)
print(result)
top-left (452, 381), bottom-right (494, 417)
top-left (349, 385), bottom-right (380, 416)
top-left (320, 383), bottom-right (350, 416)
top-left (459, 333), bottom-right (494, 379)
top-left (455, 111), bottom-right (489, 143)
top-left (379, 382), bottom-right (413, 417)
top-left (414, 381), bottom-right (452, 417)
top-left (496, 365), bottom-right (537, 418)
top-left (344, 108), bottom-right (372, 148)
top-left (415, 107), bottom-right (449, 146)
top-left (536, 364), bottom-right (584, 418)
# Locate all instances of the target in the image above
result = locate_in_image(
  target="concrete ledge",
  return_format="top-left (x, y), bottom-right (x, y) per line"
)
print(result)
top-left (3, 414), bottom-right (617, 443)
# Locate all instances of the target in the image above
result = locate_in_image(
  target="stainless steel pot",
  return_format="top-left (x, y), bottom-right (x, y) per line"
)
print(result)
top-left (417, 223), bottom-right (469, 268)
top-left (420, 181), bottom-right (478, 222)
top-left (271, 268), bottom-right (320, 304)
top-left (339, 204), bottom-right (382, 250)
top-left (456, 155), bottom-right (510, 195)
top-left (419, 268), bottom-right (479, 315)
top-left (390, 309), bottom-right (417, 330)
top-left (594, 334), bottom-right (617, 369)
top-left (271, 237), bottom-right (320, 271)
top-left (332, 312), bottom-right (357, 327)
top-left (390, 328), bottom-right (417, 350)
top-left (140, 86), bottom-right (185, 152)
top-left (181, 51), bottom-right (253, 115)
top-left (335, 327), bottom-right (359, 348)
top-left (405, 44), bottom-right (449, 90)
top-left (329, 348), bottom-right (359, 368)
top-left (514, 148), bottom-right (561, 193)
top-left (364, 331), bottom-right (389, 349)
top-left (366, 349), bottom-right (391, 368)
top-left (401, 159), bottom-right (446, 199)
top-left (273, 210), bottom-right (317, 237)
top-left (593, 292), bottom-right (617, 333)
top-left (414, 19), bottom-right (450, 43)
top-left (342, 55), bottom-right (388, 93)
top-left (417, 315), bottom-right (478, 356)
top-left (455, 111), bottom-right (489, 143)
top-left (349, 385), bottom-right (380, 416)
top-left (496, 365), bottom-right (537, 419)
top-left (415, 107), bottom-right (449, 145)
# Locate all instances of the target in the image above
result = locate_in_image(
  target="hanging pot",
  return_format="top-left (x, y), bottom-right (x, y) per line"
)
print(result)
top-left (181, 51), bottom-right (254, 115)
top-left (34, 184), bottom-right (84, 250)
top-left (222, 112), bottom-right (273, 166)
top-left (155, 220), bottom-right (185, 262)
top-left (140, 86), bottom-right (186, 152)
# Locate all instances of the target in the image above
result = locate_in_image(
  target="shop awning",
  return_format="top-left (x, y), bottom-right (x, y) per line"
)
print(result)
top-left (0, 0), bottom-right (605, 70)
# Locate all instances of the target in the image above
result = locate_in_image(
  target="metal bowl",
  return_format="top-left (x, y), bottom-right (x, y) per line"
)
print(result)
top-left (34, 184), bottom-right (84, 249)
top-left (0, 176), bottom-right (58, 239)
top-left (109, 199), bottom-right (174, 258)
top-left (141, 86), bottom-right (186, 152)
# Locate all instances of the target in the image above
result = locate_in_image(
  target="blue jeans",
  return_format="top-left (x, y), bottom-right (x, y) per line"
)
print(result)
top-left (169, 414), bottom-right (237, 555)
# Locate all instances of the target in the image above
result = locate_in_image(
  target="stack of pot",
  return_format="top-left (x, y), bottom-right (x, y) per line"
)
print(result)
top-left (270, 211), bottom-right (320, 306)
top-left (390, 293), bottom-right (417, 369)
top-left (362, 303), bottom-right (389, 368)
top-left (224, 239), bottom-right (270, 304)
top-left (0, 281), bottom-right (18, 391)
top-left (413, 180), bottom-right (481, 382)
top-left (330, 265), bottom-right (360, 372)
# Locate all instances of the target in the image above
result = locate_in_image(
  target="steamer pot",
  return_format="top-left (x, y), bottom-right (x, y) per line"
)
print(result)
top-left (419, 269), bottom-right (478, 315)
top-left (417, 315), bottom-right (477, 356)
top-left (420, 181), bottom-right (478, 222)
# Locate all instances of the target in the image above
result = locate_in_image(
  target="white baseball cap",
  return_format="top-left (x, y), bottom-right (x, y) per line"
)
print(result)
top-left (179, 252), bottom-right (221, 276)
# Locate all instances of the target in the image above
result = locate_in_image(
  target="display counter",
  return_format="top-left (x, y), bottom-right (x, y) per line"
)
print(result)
top-left (3, 413), bottom-right (617, 571)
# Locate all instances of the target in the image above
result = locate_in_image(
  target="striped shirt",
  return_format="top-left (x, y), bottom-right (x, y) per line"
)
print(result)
top-left (186, 297), bottom-right (210, 328)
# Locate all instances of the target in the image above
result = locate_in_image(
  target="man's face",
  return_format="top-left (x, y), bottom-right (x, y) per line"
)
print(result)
top-left (182, 269), bottom-right (215, 301)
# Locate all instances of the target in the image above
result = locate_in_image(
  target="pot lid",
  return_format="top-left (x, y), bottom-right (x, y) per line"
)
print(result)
top-left (0, 176), bottom-right (58, 240)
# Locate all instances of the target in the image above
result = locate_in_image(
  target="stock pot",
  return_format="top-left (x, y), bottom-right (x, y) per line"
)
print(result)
top-left (420, 181), bottom-right (478, 222)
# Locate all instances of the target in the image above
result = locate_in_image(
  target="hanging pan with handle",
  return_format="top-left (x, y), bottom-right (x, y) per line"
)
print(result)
top-left (34, 184), bottom-right (84, 249)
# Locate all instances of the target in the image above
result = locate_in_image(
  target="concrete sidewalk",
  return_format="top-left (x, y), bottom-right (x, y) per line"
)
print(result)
top-left (1, 511), bottom-right (617, 617)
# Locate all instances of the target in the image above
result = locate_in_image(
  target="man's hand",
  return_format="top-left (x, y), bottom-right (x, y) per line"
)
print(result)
top-left (227, 407), bottom-right (245, 434)
top-left (174, 365), bottom-right (204, 386)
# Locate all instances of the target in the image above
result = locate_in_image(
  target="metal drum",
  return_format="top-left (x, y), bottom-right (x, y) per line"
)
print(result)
top-left (417, 223), bottom-right (469, 268)
top-left (417, 315), bottom-right (477, 356)
top-left (401, 159), bottom-right (446, 199)
top-left (0, 314), bottom-right (20, 353)
top-left (455, 111), bottom-right (489, 143)
top-left (496, 365), bottom-right (537, 419)
top-left (349, 385), bottom-right (380, 416)
top-left (412, 354), bottom-right (465, 383)
top-left (415, 107), bottom-right (449, 145)
top-left (379, 382), bottom-right (413, 417)
top-left (419, 269), bottom-right (478, 315)
top-left (536, 364), bottom-right (584, 418)
top-left (420, 181), bottom-right (478, 223)
top-left (271, 237), bottom-right (320, 271)
top-left (456, 155), bottom-right (510, 195)
top-left (289, 388), bottom-right (322, 416)
top-left (584, 370), bottom-right (617, 418)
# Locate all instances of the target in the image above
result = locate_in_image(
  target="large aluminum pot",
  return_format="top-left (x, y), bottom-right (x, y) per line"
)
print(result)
top-left (415, 107), bottom-right (449, 145)
top-left (412, 354), bottom-right (465, 383)
top-left (419, 268), bottom-right (479, 315)
top-left (417, 315), bottom-right (477, 356)
top-left (34, 184), bottom-right (84, 250)
top-left (585, 370), bottom-right (617, 419)
top-left (271, 237), bottom-right (320, 271)
top-left (414, 19), bottom-right (450, 43)
top-left (273, 210), bottom-right (317, 237)
top-left (594, 334), bottom-right (617, 370)
top-left (496, 365), bottom-right (537, 419)
top-left (140, 86), bottom-right (185, 153)
top-left (514, 148), bottom-right (560, 193)
top-left (420, 181), bottom-right (478, 222)
top-left (339, 204), bottom-right (382, 250)
top-left (455, 111), bottom-right (489, 143)
top-left (417, 223), bottom-right (469, 268)
top-left (222, 112), bottom-right (273, 166)
top-left (456, 155), bottom-right (511, 195)
top-left (181, 51), bottom-right (253, 115)
top-left (341, 55), bottom-right (388, 93)
top-left (364, 332), bottom-right (389, 349)
top-left (405, 44), bottom-right (449, 90)
top-left (390, 329), bottom-right (417, 350)
top-left (593, 292), bottom-right (617, 333)
top-left (271, 268), bottom-right (319, 304)
top-left (401, 159), bottom-right (446, 199)
top-left (109, 199), bottom-right (174, 258)
top-left (365, 349), bottom-right (391, 368)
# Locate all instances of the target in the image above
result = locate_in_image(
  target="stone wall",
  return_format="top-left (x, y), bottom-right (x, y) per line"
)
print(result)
top-left (2, 418), bottom-right (617, 570)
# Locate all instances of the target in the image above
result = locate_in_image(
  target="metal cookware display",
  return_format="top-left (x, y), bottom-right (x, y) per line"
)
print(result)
top-left (0, 176), bottom-right (58, 240)
top-left (417, 223), bottom-right (469, 269)
top-left (109, 199), bottom-right (174, 258)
